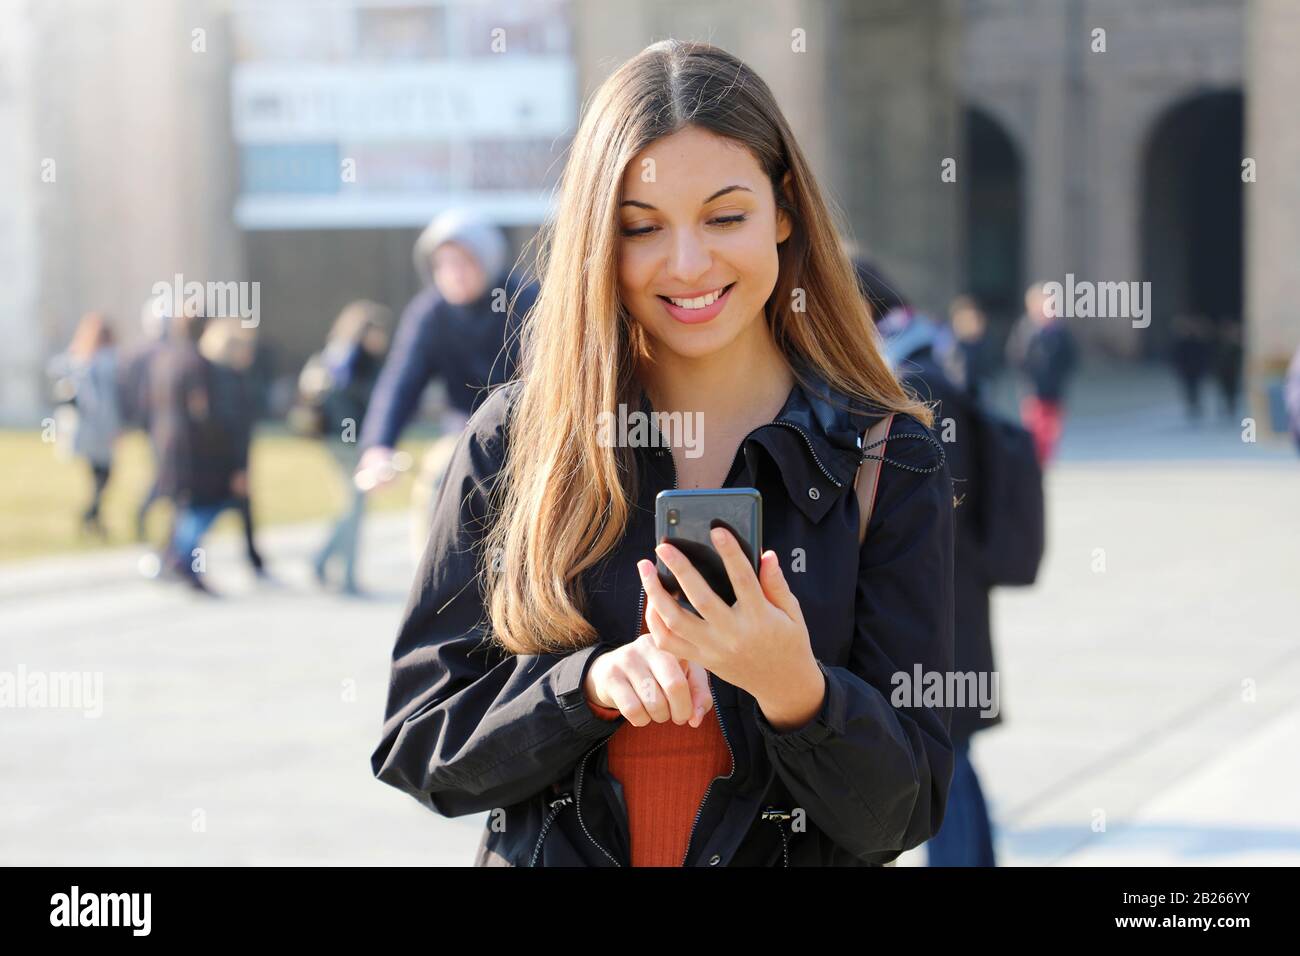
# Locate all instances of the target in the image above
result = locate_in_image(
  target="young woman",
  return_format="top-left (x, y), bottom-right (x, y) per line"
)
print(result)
top-left (372, 40), bottom-right (956, 867)
top-left (49, 312), bottom-right (121, 537)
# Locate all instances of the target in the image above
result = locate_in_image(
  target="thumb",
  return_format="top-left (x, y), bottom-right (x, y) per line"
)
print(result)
top-left (684, 661), bottom-right (713, 728)
top-left (759, 550), bottom-right (802, 620)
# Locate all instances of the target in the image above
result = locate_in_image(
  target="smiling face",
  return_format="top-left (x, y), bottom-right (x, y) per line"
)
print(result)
top-left (617, 126), bottom-right (792, 362)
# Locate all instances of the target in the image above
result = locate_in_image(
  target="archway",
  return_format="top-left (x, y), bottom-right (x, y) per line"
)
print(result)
top-left (1140, 90), bottom-right (1244, 369)
top-left (961, 105), bottom-right (1024, 341)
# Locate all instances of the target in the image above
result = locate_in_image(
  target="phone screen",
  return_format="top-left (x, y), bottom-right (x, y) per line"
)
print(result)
top-left (654, 488), bottom-right (762, 616)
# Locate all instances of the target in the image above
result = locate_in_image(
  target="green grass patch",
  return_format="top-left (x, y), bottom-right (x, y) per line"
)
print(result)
top-left (0, 428), bottom-right (431, 562)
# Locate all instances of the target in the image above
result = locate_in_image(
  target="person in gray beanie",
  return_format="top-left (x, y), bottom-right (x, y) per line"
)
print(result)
top-left (411, 208), bottom-right (509, 293)
top-left (356, 207), bottom-right (538, 556)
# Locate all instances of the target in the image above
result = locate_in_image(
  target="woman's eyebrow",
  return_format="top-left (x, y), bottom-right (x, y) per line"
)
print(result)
top-left (618, 184), bottom-right (754, 211)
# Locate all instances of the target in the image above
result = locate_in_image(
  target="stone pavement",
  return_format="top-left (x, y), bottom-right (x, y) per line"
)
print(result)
top-left (2, 362), bottom-right (1297, 866)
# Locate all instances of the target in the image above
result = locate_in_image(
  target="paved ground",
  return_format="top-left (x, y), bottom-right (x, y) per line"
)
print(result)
top-left (2, 362), bottom-right (1297, 866)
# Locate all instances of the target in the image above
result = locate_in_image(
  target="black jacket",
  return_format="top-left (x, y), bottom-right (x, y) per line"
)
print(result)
top-left (371, 363), bottom-right (956, 866)
top-left (894, 345), bottom-right (1000, 745)
top-left (1006, 316), bottom-right (1078, 403)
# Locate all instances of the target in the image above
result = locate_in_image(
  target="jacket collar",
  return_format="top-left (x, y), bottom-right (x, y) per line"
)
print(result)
top-left (634, 358), bottom-right (888, 524)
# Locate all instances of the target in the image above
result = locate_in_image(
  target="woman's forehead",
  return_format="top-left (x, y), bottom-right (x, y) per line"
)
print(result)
top-left (620, 128), bottom-right (765, 200)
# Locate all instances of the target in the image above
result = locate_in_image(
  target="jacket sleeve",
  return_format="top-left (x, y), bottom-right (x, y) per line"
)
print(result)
top-left (370, 385), bottom-right (623, 817)
top-left (358, 290), bottom-right (443, 450)
top-left (750, 415), bottom-right (956, 863)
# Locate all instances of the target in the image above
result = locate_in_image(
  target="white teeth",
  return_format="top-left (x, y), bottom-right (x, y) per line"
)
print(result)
top-left (667, 286), bottom-right (726, 309)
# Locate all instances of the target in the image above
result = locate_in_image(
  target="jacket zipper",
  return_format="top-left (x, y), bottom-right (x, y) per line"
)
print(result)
top-left (531, 736), bottom-right (622, 866)
top-left (680, 671), bottom-right (735, 865)
top-left (659, 444), bottom-right (739, 867)
top-left (528, 791), bottom-right (573, 866)
top-left (760, 807), bottom-right (793, 867)
top-left (573, 736), bottom-right (622, 865)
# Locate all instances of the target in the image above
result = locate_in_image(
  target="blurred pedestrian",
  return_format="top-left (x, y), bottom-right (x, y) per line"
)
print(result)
top-left (945, 295), bottom-right (996, 400)
top-left (857, 261), bottom-right (1002, 867)
top-left (196, 318), bottom-right (265, 577)
top-left (296, 300), bottom-right (391, 594)
top-left (1169, 313), bottom-right (1214, 422)
top-left (1213, 318), bottom-right (1244, 422)
top-left (1285, 343), bottom-right (1300, 455)
top-left (1006, 282), bottom-right (1078, 466)
top-left (47, 312), bottom-right (121, 537)
top-left (354, 208), bottom-right (537, 556)
top-left (149, 308), bottom-right (215, 590)
top-left (118, 295), bottom-right (173, 541)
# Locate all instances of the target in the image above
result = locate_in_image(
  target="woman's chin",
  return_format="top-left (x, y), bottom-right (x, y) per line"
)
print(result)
top-left (650, 324), bottom-right (742, 362)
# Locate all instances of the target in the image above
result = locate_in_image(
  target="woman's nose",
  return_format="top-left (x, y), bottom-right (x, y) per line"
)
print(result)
top-left (666, 229), bottom-right (711, 285)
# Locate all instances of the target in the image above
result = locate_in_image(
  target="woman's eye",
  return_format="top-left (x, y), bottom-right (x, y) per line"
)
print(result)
top-left (709, 214), bottom-right (748, 227)
top-left (620, 224), bottom-right (659, 237)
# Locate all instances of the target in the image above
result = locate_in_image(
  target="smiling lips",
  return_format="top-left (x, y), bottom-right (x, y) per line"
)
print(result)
top-left (657, 282), bottom-right (736, 324)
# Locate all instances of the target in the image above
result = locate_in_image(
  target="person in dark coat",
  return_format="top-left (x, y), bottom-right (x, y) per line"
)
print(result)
top-left (147, 311), bottom-right (209, 522)
top-left (354, 208), bottom-right (537, 557)
top-left (1169, 313), bottom-right (1215, 422)
top-left (1212, 318), bottom-right (1243, 422)
top-left (118, 296), bottom-right (173, 541)
top-left (153, 313), bottom-right (259, 592)
top-left (195, 318), bottom-right (264, 577)
top-left (1006, 282), bottom-right (1079, 466)
top-left (857, 261), bottom-right (1000, 867)
top-left (946, 295), bottom-right (997, 401)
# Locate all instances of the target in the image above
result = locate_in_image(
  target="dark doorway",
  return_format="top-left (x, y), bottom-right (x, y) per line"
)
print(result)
top-left (962, 106), bottom-right (1024, 342)
top-left (1140, 90), bottom-right (1245, 361)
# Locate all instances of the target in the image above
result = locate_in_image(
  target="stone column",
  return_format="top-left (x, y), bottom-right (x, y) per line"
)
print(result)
top-left (0, 4), bottom-right (44, 424)
top-left (1244, 0), bottom-right (1300, 427)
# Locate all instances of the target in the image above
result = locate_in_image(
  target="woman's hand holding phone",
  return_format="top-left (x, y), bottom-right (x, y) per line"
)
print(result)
top-left (637, 527), bottom-right (825, 732)
top-left (583, 634), bottom-right (714, 728)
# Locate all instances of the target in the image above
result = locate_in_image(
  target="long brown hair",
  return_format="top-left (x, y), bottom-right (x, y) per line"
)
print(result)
top-left (485, 40), bottom-right (932, 655)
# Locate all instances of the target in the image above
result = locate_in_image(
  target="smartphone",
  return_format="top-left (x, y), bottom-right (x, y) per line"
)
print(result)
top-left (654, 488), bottom-right (762, 616)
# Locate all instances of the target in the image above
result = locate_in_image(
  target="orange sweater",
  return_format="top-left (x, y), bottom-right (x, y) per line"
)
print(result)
top-left (586, 608), bottom-right (733, 866)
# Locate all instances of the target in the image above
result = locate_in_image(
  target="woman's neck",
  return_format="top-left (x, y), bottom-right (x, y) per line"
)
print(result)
top-left (639, 318), bottom-right (795, 431)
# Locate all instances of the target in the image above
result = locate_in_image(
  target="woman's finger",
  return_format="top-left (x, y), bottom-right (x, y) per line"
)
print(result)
top-left (604, 674), bottom-right (653, 727)
top-left (684, 661), bottom-right (714, 728)
top-left (645, 649), bottom-right (694, 725)
top-left (621, 656), bottom-right (672, 724)
top-left (710, 525), bottom-right (766, 606)
top-left (646, 604), bottom-right (696, 662)
top-left (758, 549), bottom-right (803, 622)
top-left (653, 542), bottom-right (729, 623)
top-left (638, 558), bottom-right (707, 643)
